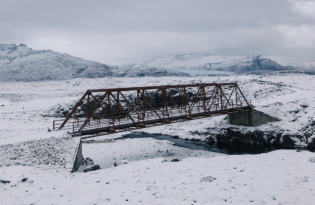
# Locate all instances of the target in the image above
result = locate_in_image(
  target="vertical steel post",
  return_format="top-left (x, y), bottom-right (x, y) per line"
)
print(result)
top-left (162, 88), bottom-right (167, 118)
top-left (202, 86), bottom-right (206, 112)
top-left (183, 87), bottom-right (187, 113)
top-left (235, 84), bottom-right (238, 107)
top-left (142, 89), bottom-right (145, 122)
top-left (117, 91), bottom-right (119, 120)
top-left (219, 85), bottom-right (223, 111)
top-left (137, 90), bottom-right (140, 122)
top-left (87, 93), bottom-right (90, 125)
top-left (108, 92), bottom-right (116, 132)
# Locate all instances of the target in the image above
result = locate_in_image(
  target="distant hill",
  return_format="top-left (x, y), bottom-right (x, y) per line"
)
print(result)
top-left (1, 44), bottom-right (309, 82)
top-left (116, 54), bottom-right (288, 76)
top-left (0, 43), bottom-right (118, 82)
top-left (0, 43), bottom-right (192, 81)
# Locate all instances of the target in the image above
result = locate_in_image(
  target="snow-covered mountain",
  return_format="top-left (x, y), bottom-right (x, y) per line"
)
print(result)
top-left (0, 43), bottom-right (192, 81)
top-left (117, 54), bottom-right (287, 76)
top-left (0, 43), bottom-right (118, 82)
top-left (1, 43), bottom-right (309, 82)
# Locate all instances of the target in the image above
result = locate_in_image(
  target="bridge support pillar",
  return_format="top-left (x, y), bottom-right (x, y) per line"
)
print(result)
top-left (71, 134), bottom-right (83, 172)
top-left (227, 109), bottom-right (280, 126)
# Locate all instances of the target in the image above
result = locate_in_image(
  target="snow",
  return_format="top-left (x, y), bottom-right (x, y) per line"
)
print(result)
top-left (0, 44), bottom-right (116, 82)
top-left (2, 74), bottom-right (315, 145)
top-left (1, 74), bottom-right (315, 144)
top-left (83, 137), bottom-right (225, 169)
top-left (1, 75), bottom-right (315, 204)
top-left (2, 43), bottom-right (313, 82)
top-left (0, 134), bottom-right (80, 172)
top-left (1, 150), bottom-right (315, 204)
top-left (115, 54), bottom-right (286, 76)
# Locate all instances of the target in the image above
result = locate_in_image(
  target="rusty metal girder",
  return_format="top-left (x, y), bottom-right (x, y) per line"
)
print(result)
top-left (54, 83), bottom-right (252, 138)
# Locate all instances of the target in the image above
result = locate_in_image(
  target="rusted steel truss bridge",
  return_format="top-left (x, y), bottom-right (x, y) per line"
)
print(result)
top-left (53, 83), bottom-right (252, 139)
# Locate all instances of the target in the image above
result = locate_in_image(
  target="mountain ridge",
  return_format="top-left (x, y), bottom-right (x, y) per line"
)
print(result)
top-left (0, 43), bottom-right (311, 81)
top-left (0, 43), bottom-right (117, 82)
top-left (116, 53), bottom-right (289, 76)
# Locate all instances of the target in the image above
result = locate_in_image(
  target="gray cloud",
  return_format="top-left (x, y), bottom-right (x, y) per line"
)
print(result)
top-left (1, 0), bottom-right (314, 65)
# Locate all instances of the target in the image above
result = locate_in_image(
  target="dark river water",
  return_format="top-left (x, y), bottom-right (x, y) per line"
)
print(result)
top-left (124, 133), bottom-right (314, 155)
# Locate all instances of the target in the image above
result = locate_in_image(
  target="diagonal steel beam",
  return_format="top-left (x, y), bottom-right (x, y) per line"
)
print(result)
top-left (78, 92), bottom-right (108, 132)
top-left (144, 91), bottom-right (163, 122)
top-left (119, 92), bottom-right (141, 118)
top-left (188, 87), bottom-right (202, 114)
top-left (206, 86), bottom-right (219, 111)
top-left (236, 84), bottom-right (250, 106)
top-left (110, 92), bottom-right (138, 127)
top-left (219, 86), bottom-right (232, 108)
top-left (167, 90), bottom-right (185, 117)
top-left (225, 86), bottom-right (235, 107)
top-left (59, 92), bottom-right (87, 130)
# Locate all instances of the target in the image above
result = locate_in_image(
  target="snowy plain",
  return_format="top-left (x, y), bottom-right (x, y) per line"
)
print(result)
top-left (1, 75), bottom-right (315, 204)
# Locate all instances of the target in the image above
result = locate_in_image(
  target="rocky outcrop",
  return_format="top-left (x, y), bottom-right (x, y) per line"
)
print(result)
top-left (84, 165), bottom-right (101, 172)
top-left (124, 67), bottom-right (191, 77)
top-left (192, 118), bottom-right (315, 148)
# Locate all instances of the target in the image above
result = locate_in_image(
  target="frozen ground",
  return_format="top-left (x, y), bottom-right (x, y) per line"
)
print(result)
top-left (0, 134), bottom-right (80, 172)
top-left (1, 75), bottom-right (315, 204)
top-left (1, 150), bottom-right (315, 205)
top-left (82, 137), bottom-right (225, 169)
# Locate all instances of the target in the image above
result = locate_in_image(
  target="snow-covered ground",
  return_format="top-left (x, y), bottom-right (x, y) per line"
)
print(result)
top-left (1, 150), bottom-right (315, 204)
top-left (0, 133), bottom-right (80, 172)
top-left (1, 75), bottom-right (315, 204)
top-left (115, 54), bottom-right (287, 76)
top-left (83, 137), bottom-right (225, 169)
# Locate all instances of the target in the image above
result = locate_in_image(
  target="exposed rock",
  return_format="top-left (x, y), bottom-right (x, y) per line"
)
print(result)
top-left (84, 165), bottom-right (101, 172)
top-left (124, 67), bottom-right (191, 77)
top-left (200, 176), bottom-right (217, 182)
top-left (0, 180), bottom-right (10, 184)
top-left (215, 128), bottom-right (266, 145)
top-left (42, 89), bottom-right (197, 118)
top-left (0, 134), bottom-right (78, 171)
top-left (82, 157), bottom-right (94, 166)
top-left (281, 135), bottom-right (296, 148)
top-left (189, 116), bottom-right (315, 148)
top-left (171, 159), bottom-right (180, 162)
top-left (308, 137), bottom-right (315, 148)
top-left (114, 160), bottom-right (128, 167)
top-left (206, 136), bottom-right (215, 146)
top-left (21, 178), bottom-right (28, 182)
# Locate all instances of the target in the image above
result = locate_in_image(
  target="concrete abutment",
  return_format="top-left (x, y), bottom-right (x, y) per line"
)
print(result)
top-left (227, 108), bottom-right (280, 126)
top-left (71, 135), bottom-right (83, 172)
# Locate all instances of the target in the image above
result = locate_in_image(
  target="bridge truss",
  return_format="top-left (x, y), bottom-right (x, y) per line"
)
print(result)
top-left (53, 83), bottom-right (252, 138)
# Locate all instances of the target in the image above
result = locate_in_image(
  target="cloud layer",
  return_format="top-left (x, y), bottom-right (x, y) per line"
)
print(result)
top-left (1, 0), bottom-right (314, 65)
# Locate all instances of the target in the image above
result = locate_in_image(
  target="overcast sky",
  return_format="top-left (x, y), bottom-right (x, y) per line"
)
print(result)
top-left (1, 0), bottom-right (315, 65)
